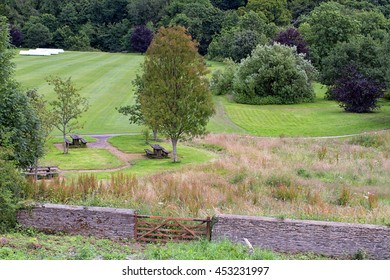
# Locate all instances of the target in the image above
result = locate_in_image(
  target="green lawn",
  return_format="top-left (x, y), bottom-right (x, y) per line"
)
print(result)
top-left (14, 51), bottom-right (390, 137)
top-left (221, 85), bottom-right (390, 137)
top-left (107, 134), bottom-right (149, 153)
top-left (40, 138), bottom-right (124, 170)
top-left (14, 51), bottom-right (144, 134)
top-left (94, 135), bottom-right (214, 178)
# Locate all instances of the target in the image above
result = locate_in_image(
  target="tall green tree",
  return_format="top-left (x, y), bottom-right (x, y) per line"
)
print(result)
top-left (299, 2), bottom-right (360, 69)
top-left (0, 16), bottom-right (44, 168)
top-left (139, 26), bottom-right (215, 162)
top-left (47, 76), bottom-right (89, 154)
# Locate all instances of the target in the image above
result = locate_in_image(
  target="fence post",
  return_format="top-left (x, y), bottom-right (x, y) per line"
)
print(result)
top-left (206, 216), bottom-right (211, 241)
top-left (134, 212), bottom-right (138, 241)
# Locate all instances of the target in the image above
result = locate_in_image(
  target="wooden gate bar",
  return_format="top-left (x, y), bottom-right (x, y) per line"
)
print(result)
top-left (134, 214), bottom-right (212, 242)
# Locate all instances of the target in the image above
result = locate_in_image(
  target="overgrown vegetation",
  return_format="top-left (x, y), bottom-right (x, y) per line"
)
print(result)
top-left (24, 132), bottom-right (390, 225)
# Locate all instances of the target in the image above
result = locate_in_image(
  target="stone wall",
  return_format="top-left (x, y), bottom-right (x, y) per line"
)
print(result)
top-left (212, 214), bottom-right (390, 259)
top-left (17, 205), bottom-right (390, 259)
top-left (17, 204), bottom-right (135, 239)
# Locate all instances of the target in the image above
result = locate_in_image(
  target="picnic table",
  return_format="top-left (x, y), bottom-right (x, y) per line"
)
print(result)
top-left (145, 144), bottom-right (170, 158)
top-left (23, 166), bottom-right (59, 179)
top-left (66, 134), bottom-right (87, 148)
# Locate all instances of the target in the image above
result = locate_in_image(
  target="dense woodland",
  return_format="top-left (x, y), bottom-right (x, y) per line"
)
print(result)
top-left (1, 0), bottom-right (389, 95)
top-left (0, 0), bottom-right (388, 54)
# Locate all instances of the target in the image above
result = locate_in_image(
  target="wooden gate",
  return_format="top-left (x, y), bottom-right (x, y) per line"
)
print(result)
top-left (135, 214), bottom-right (211, 242)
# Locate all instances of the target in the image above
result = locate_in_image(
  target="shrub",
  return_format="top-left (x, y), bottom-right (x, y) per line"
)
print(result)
top-left (0, 156), bottom-right (26, 233)
top-left (232, 43), bottom-right (317, 105)
top-left (332, 65), bottom-right (384, 113)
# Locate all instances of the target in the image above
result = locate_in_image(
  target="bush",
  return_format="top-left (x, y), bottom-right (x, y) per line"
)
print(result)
top-left (332, 65), bottom-right (384, 113)
top-left (232, 43), bottom-right (317, 105)
top-left (0, 156), bottom-right (26, 233)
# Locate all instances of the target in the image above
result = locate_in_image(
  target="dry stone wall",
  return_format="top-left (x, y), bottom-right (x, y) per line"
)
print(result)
top-left (212, 214), bottom-right (390, 259)
top-left (17, 204), bottom-right (135, 239)
top-left (17, 205), bottom-right (390, 259)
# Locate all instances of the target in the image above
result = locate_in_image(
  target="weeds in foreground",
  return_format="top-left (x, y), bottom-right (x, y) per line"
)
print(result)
top-left (23, 132), bottom-right (390, 225)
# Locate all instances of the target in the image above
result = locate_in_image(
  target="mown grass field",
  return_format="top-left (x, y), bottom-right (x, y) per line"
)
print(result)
top-left (221, 84), bottom-right (390, 137)
top-left (13, 51), bottom-right (237, 135)
top-left (14, 51), bottom-right (390, 137)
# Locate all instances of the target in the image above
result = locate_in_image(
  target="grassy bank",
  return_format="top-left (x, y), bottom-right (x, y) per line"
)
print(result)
top-left (0, 231), bottom-right (328, 260)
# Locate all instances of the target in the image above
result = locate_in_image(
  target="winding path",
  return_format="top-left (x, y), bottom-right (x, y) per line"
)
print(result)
top-left (60, 134), bottom-right (143, 174)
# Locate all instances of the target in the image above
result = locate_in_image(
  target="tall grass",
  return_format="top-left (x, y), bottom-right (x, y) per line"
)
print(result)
top-left (25, 131), bottom-right (390, 225)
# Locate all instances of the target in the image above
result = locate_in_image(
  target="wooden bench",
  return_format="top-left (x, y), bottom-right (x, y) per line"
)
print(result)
top-left (162, 148), bottom-right (170, 157)
top-left (144, 149), bottom-right (155, 157)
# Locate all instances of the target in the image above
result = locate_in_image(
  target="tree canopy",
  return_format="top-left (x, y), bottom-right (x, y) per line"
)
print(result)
top-left (0, 16), bottom-right (44, 168)
top-left (138, 26), bottom-right (215, 162)
top-left (47, 76), bottom-right (89, 154)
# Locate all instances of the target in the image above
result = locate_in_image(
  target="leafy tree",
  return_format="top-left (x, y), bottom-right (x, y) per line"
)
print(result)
top-left (9, 24), bottom-right (22, 47)
top-left (211, 0), bottom-right (247, 10)
top-left (332, 65), bottom-right (384, 113)
top-left (127, 0), bottom-right (168, 26)
top-left (24, 22), bottom-right (52, 47)
top-left (0, 16), bottom-right (44, 168)
top-left (321, 35), bottom-right (388, 90)
top-left (208, 11), bottom-right (276, 61)
top-left (162, 1), bottom-right (224, 55)
top-left (273, 27), bottom-right (309, 57)
top-left (138, 26), bottom-right (215, 162)
top-left (47, 76), bottom-right (89, 154)
top-left (232, 43), bottom-right (317, 105)
top-left (354, 10), bottom-right (389, 40)
top-left (287, 0), bottom-right (324, 21)
top-left (130, 25), bottom-right (154, 53)
top-left (299, 2), bottom-right (360, 69)
top-left (241, 0), bottom-right (292, 26)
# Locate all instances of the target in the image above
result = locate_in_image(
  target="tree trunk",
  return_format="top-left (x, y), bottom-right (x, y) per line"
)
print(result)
top-left (153, 129), bottom-right (157, 141)
top-left (63, 131), bottom-right (68, 154)
top-left (171, 137), bottom-right (178, 163)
